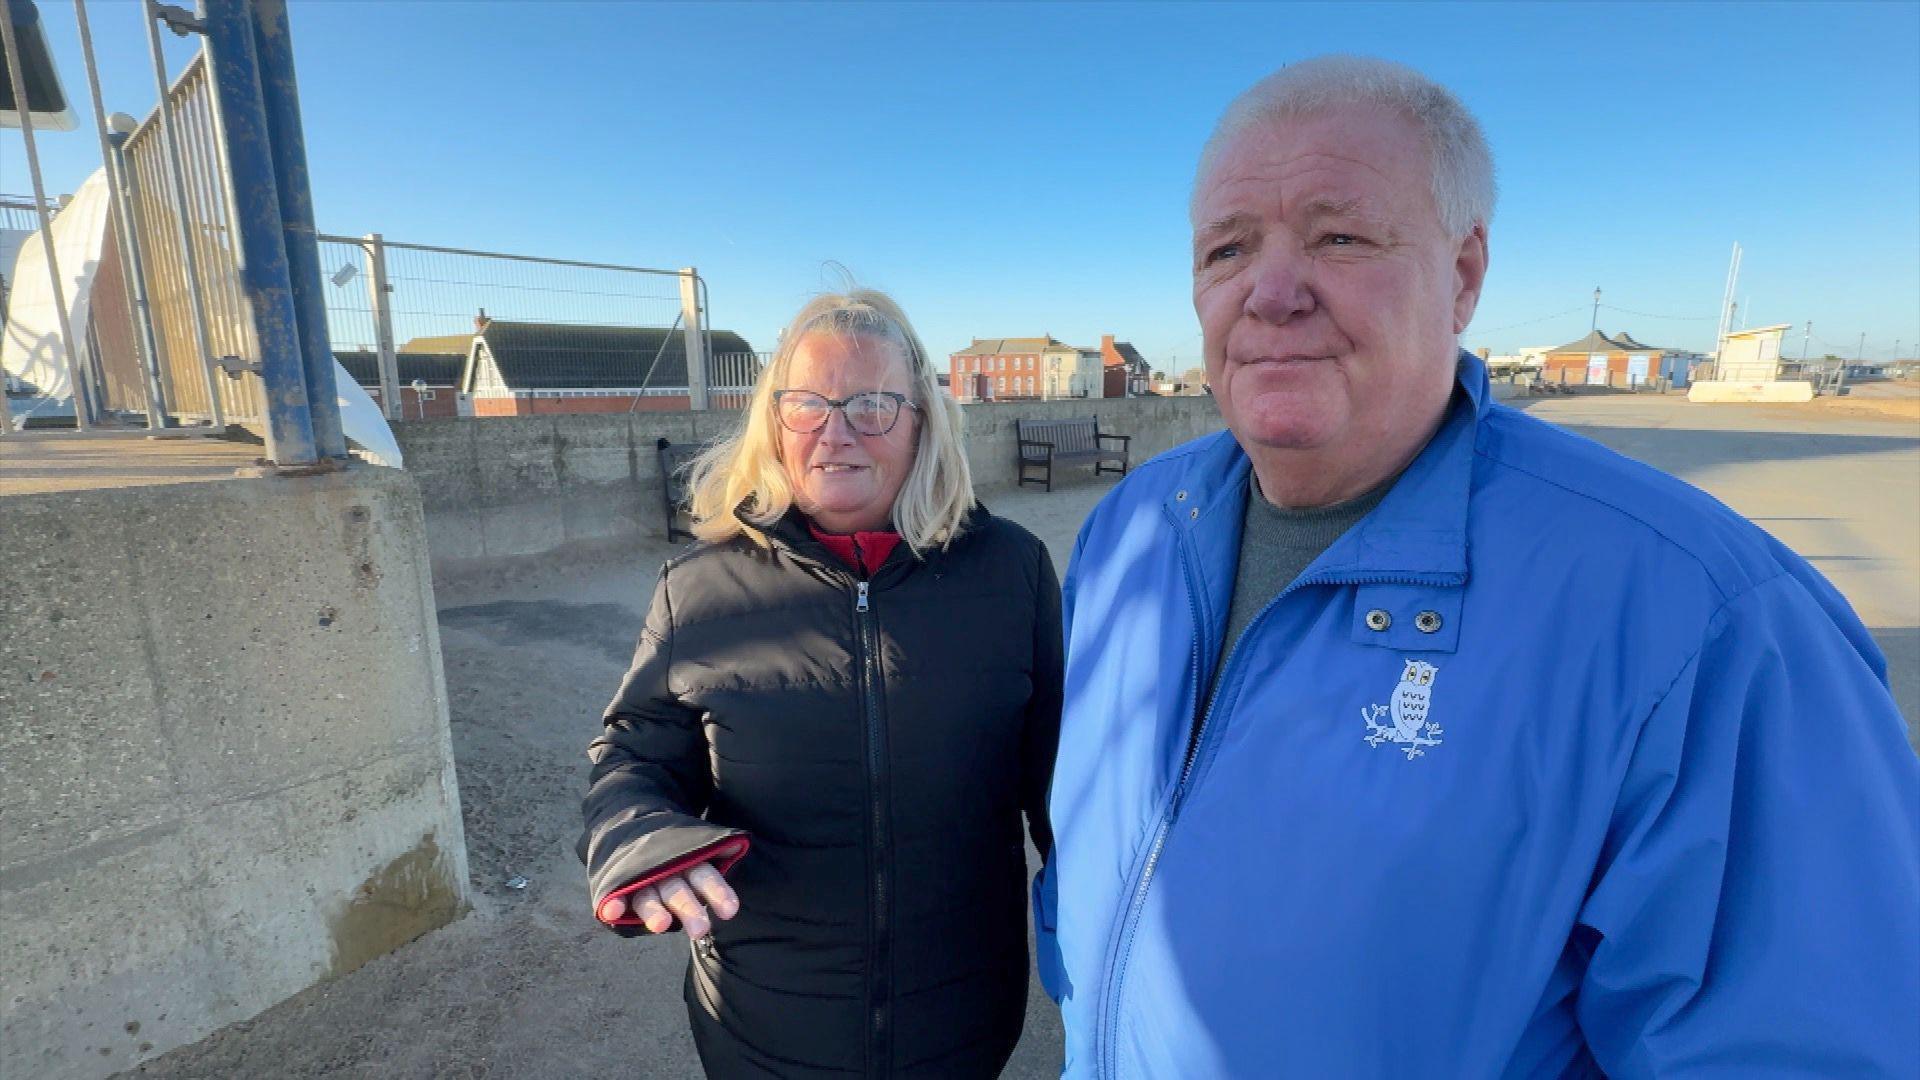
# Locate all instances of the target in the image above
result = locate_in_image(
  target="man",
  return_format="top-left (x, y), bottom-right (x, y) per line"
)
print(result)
top-left (1037, 56), bottom-right (1918, 1078)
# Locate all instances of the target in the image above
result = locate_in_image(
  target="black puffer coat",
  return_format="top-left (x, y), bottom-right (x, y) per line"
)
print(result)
top-left (579, 505), bottom-right (1062, 1078)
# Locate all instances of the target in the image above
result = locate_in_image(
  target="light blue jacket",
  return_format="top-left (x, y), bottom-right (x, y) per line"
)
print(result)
top-left (1038, 353), bottom-right (1919, 1078)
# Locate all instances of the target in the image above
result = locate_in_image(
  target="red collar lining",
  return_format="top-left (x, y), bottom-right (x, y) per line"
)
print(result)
top-left (807, 524), bottom-right (902, 576)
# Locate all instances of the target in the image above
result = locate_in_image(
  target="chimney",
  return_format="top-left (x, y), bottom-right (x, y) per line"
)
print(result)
top-left (474, 307), bottom-right (491, 334)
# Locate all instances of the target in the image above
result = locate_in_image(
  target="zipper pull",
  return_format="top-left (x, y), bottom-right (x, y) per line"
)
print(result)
top-left (856, 581), bottom-right (870, 613)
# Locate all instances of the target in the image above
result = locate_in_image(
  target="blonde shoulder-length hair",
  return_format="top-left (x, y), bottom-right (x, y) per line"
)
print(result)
top-left (686, 288), bottom-right (975, 554)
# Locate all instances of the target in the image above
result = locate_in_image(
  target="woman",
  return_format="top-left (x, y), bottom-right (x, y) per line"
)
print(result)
top-left (578, 289), bottom-right (1062, 1078)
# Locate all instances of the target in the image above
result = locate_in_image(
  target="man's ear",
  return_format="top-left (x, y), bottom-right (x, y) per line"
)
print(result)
top-left (1452, 225), bottom-right (1489, 335)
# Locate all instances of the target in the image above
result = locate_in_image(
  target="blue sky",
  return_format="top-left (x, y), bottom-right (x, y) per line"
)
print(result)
top-left (6, 1), bottom-right (1918, 370)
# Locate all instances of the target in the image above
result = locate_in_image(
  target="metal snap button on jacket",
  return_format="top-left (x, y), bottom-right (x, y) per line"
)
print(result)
top-left (1415, 610), bottom-right (1443, 633)
top-left (1365, 609), bottom-right (1392, 631)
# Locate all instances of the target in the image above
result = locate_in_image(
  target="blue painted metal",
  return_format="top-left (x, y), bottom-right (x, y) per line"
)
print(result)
top-left (247, 0), bottom-right (344, 458)
top-left (200, 0), bottom-right (316, 465)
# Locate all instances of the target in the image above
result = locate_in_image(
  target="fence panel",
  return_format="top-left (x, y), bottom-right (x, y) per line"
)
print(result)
top-left (120, 51), bottom-right (258, 424)
top-left (0, 197), bottom-right (49, 329)
top-left (710, 351), bottom-right (766, 410)
top-left (314, 237), bottom-right (727, 416)
top-left (316, 234), bottom-right (382, 372)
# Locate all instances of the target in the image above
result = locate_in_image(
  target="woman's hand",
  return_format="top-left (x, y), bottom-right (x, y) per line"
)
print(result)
top-left (597, 861), bottom-right (740, 938)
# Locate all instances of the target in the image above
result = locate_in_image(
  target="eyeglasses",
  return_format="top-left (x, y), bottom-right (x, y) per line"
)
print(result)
top-left (772, 390), bottom-right (922, 436)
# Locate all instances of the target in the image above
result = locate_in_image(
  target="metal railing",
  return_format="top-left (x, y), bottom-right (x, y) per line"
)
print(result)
top-left (0, 195), bottom-right (57, 231)
top-left (1529, 366), bottom-right (1676, 394)
top-left (118, 49), bottom-right (251, 425)
top-left (3, 0), bottom-right (344, 464)
top-left (0, 195), bottom-right (54, 333)
top-left (3, 1), bottom-right (739, 452)
top-left (708, 351), bottom-right (766, 410)
top-left (311, 233), bottom-right (717, 420)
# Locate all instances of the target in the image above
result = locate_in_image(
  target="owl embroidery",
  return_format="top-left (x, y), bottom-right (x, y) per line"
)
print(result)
top-left (1363, 660), bottom-right (1444, 759)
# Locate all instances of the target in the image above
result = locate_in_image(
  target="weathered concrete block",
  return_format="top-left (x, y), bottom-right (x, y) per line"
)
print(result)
top-left (0, 467), bottom-right (468, 1080)
top-left (549, 414), bottom-right (634, 488)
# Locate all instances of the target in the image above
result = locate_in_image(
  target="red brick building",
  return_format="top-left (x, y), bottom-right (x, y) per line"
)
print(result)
top-left (335, 342), bottom-right (465, 420)
top-left (1101, 335), bottom-right (1152, 397)
top-left (949, 336), bottom-right (1065, 402)
top-left (1541, 329), bottom-right (1701, 388)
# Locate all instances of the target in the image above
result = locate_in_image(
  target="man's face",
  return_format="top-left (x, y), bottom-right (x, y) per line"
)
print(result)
top-left (1192, 105), bottom-right (1485, 461)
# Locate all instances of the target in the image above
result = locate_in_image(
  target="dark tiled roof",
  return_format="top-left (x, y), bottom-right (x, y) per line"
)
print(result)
top-left (475, 321), bottom-right (756, 390)
top-left (335, 349), bottom-right (467, 387)
top-left (1108, 342), bottom-right (1150, 369)
top-left (1547, 330), bottom-right (1619, 353)
top-left (1547, 329), bottom-right (1667, 354)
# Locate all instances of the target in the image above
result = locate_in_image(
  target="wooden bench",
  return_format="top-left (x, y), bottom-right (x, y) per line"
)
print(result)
top-left (1016, 417), bottom-right (1130, 492)
top-left (656, 437), bottom-right (712, 541)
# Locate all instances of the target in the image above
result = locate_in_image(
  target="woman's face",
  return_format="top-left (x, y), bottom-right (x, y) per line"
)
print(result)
top-left (776, 331), bottom-right (920, 534)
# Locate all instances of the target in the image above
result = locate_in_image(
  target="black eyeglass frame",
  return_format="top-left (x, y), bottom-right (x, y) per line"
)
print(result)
top-left (771, 390), bottom-right (923, 436)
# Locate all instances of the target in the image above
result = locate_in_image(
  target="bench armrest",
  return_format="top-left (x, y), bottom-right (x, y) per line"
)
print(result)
top-left (1018, 438), bottom-right (1057, 450)
top-left (1096, 433), bottom-right (1131, 445)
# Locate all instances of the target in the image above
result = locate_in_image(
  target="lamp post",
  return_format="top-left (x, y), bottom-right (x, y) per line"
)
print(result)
top-left (1587, 287), bottom-right (1601, 387)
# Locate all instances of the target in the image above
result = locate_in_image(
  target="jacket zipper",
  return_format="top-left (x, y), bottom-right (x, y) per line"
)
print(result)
top-left (1094, 510), bottom-right (1458, 1077)
top-left (853, 576), bottom-right (890, 1073)
top-left (1095, 525), bottom-right (1204, 1080)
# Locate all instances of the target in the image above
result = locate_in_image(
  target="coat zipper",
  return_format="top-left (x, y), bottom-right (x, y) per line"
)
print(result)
top-left (1094, 509), bottom-right (1458, 1078)
top-left (853, 576), bottom-right (890, 1073)
top-left (1095, 526), bottom-right (1204, 1080)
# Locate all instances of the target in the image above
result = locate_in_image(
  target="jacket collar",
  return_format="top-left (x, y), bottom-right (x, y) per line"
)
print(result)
top-left (742, 501), bottom-right (991, 582)
top-left (1169, 349), bottom-right (1488, 586)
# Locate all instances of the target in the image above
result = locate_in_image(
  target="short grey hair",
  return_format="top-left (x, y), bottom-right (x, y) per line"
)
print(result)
top-left (1194, 55), bottom-right (1496, 240)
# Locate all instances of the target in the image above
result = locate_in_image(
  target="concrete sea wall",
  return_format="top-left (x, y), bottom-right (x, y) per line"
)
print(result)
top-left (393, 395), bottom-right (1231, 571)
top-left (0, 467), bottom-right (468, 1079)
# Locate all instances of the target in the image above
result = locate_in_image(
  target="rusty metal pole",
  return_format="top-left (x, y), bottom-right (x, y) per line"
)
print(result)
top-left (200, 0), bottom-right (318, 465)
top-left (248, 0), bottom-right (345, 457)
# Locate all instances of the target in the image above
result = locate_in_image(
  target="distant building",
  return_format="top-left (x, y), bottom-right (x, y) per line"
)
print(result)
top-left (1542, 329), bottom-right (1701, 388)
top-left (335, 333), bottom-right (469, 419)
top-left (950, 336), bottom-right (1068, 402)
top-left (459, 318), bottom-right (756, 416)
top-left (1041, 343), bottom-right (1104, 400)
top-left (335, 349), bottom-right (465, 420)
top-left (950, 334), bottom-right (1158, 400)
top-left (1483, 345), bottom-right (1554, 375)
top-left (1101, 335), bottom-right (1152, 397)
top-left (1709, 324), bottom-right (1793, 383)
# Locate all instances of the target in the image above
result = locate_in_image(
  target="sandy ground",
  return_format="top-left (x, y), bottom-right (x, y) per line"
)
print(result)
top-left (122, 392), bottom-right (1918, 1079)
top-left (1797, 378), bottom-right (1920, 420)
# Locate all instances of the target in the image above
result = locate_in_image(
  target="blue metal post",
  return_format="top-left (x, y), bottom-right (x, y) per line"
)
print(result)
top-left (199, 0), bottom-right (316, 465)
top-left (248, 0), bottom-right (345, 458)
